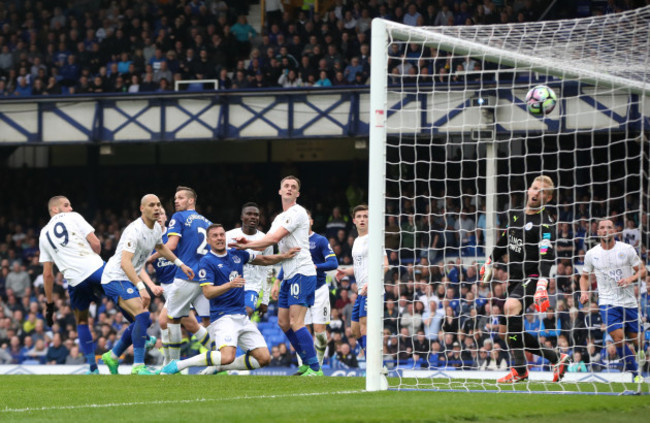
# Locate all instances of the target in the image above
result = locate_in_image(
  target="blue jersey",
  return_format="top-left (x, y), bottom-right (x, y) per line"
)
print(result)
top-left (309, 232), bottom-right (338, 288)
top-left (168, 209), bottom-right (212, 280)
top-left (278, 232), bottom-right (338, 289)
top-left (152, 232), bottom-right (175, 284)
top-left (198, 249), bottom-right (253, 321)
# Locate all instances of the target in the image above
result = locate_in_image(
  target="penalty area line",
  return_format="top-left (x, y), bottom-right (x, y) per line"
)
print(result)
top-left (1, 389), bottom-right (367, 413)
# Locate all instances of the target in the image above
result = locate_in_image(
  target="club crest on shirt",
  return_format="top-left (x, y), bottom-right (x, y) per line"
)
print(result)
top-left (310, 241), bottom-right (316, 249)
top-left (232, 255), bottom-right (241, 264)
top-left (524, 222), bottom-right (533, 231)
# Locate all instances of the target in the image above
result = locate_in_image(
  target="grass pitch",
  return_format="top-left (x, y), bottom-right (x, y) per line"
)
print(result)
top-left (1, 375), bottom-right (649, 423)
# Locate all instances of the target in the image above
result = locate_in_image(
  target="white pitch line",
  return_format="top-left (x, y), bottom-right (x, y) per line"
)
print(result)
top-left (1, 390), bottom-right (368, 413)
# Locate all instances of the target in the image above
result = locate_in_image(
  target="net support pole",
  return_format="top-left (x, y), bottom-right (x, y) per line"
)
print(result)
top-left (485, 140), bottom-right (497, 255)
top-left (366, 17), bottom-right (388, 392)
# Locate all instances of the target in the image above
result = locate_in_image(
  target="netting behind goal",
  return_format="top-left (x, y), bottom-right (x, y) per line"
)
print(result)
top-left (365, 9), bottom-right (650, 394)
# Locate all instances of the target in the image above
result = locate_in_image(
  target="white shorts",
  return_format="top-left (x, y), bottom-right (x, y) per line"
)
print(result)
top-left (208, 314), bottom-right (267, 352)
top-left (161, 283), bottom-right (174, 301)
top-left (166, 279), bottom-right (210, 319)
top-left (304, 284), bottom-right (331, 326)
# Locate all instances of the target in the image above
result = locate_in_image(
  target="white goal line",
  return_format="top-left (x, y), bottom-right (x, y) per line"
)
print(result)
top-left (0, 389), bottom-right (367, 414)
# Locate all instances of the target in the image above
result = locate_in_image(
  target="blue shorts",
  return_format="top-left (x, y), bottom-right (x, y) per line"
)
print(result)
top-left (599, 305), bottom-right (640, 334)
top-left (278, 274), bottom-right (316, 309)
top-left (245, 290), bottom-right (260, 311)
top-left (103, 280), bottom-right (142, 322)
top-left (68, 264), bottom-right (105, 312)
top-left (351, 294), bottom-right (367, 322)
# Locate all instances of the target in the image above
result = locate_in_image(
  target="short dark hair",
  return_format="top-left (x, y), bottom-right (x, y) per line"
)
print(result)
top-left (241, 202), bottom-right (259, 211)
top-left (352, 204), bottom-right (368, 217)
top-left (206, 223), bottom-right (224, 235)
top-left (176, 185), bottom-right (197, 200)
top-left (280, 175), bottom-right (301, 190)
top-left (47, 195), bottom-right (67, 211)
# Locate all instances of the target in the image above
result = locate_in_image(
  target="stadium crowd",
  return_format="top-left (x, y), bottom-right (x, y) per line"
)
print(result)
top-left (0, 162), bottom-right (649, 374)
top-left (0, 0), bottom-right (649, 374)
top-left (0, 0), bottom-right (645, 95)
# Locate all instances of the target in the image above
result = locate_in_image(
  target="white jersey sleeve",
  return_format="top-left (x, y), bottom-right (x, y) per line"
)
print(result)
top-left (70, 211), bottom-right (97, 239)
top-left (102, 220), bottom-right (163, 284)
top-left (38, 212), bottom-right (104, 286)
top-left (352, 234), bottom-right (369, 290)
top-left (272, 204), bottom-right (316, 279)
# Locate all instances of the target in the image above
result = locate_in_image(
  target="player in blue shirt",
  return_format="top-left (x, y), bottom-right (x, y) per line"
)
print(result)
top-left (164, 186), bottom-right (213, 362)
top-left (275, 209), bottom-right (338, 373)
top-left (160, 223), bottom-right (298, 374)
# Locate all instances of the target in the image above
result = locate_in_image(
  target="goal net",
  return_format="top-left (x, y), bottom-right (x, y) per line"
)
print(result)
top-left (366, 8), bottom-right (650, 395)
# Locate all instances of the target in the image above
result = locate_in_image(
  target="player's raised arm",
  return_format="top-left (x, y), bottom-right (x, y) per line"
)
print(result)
top-left (250, 247), bottom-right (300, 265)
top-left (229, 227), bottom-right (289, 250)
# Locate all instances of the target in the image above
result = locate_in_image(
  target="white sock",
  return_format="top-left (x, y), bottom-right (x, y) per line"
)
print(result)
top-left (314, 331), bottom-right (328, 366)
top-left (160, 328), bottom-right (170, 365)
top-left (177, 350), bottom-right (222, 371)
top-left (296, 352), bottom-right (303, 367)
top-left (192, 325), bottom-right (211, 349)
top-left (168, 323), bottom-right (182, 360)
top-left (218, 353), bottom-right (261, 371)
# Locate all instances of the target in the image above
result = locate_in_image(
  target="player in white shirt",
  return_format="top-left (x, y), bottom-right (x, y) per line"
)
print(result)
top-left (336, 204), bottom-right (389, 354)
top-left (226, 202), bottom-right (273, 318)
top-left (579, 218), bottom-right (647, 381)
top-left (100, 194), bottom-right (194, 375)
top-left (229, 175), bottom-right (322, 376)
top-left (622, 219), bottom-right (641, 252)
top-left (39, 196), bottom-right (105, 374)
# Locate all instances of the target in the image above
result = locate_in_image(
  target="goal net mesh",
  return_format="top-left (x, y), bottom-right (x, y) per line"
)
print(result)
top-left (370, 7), bottom-right (650, 394)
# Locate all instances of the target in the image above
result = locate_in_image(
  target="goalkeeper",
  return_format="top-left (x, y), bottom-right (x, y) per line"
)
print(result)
top-left (480, 175), bottom-right (569, 383)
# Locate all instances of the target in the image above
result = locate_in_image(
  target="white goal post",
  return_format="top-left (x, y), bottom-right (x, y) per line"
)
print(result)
top-left (367, 9), bottom-right (650, 393)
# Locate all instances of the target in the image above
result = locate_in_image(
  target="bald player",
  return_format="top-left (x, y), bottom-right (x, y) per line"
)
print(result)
top-left (101, 194), bottom-right (193, 375)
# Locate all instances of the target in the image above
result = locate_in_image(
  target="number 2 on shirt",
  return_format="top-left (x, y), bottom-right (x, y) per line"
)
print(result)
top-left (196, 227), bottom-right (208, 255)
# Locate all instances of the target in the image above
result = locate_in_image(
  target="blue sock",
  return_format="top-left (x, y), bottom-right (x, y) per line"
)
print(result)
top-left (284, 328), bottom-right (300, 354)
top-left (112, 323), bottom-right (135, 357)
top-left (77, 324), bottom-right (97, 371)
top-left (294, 327), bottom-right (319, 371)
top-left (132, 312), bottom-right (151, 365)
top-left (359, 335), bottom-right (367, 352)
top-left (622, 344), bottom-right (639, 373)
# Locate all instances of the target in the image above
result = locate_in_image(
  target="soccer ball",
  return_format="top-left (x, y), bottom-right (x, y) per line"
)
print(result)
top-left (525, 85), bottom-right (557, 116)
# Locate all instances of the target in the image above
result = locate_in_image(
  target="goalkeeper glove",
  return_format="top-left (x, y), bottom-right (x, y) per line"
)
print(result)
top-left (480, 257), bottom-right (493, 283)
top-left (533, 278), bottom-right (550, 312)
top-left (46, 302), bottom-right (56, 327)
